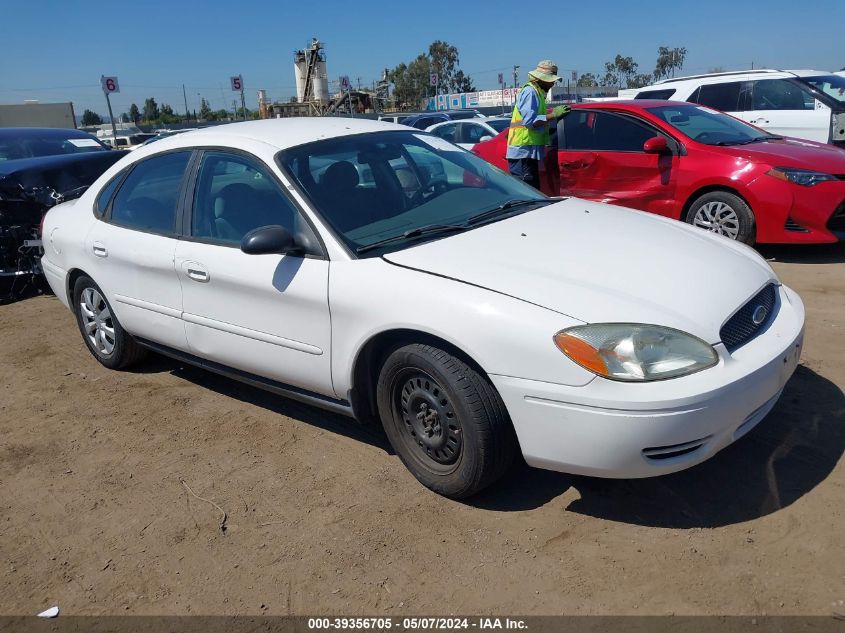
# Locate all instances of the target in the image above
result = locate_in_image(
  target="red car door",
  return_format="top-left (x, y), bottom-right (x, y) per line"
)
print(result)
top-left (556, 110), bottom-right (680, 217)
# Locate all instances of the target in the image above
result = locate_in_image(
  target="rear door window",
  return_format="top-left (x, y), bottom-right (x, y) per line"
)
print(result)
top-left (430, 123), bottom-right (458, 143)
top-left (690, 82), bottom-right (743, 112)
top-left (109, 151), bottom-right (191, 234)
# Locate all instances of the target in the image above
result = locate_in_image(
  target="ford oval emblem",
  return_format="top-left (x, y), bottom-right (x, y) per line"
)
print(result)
top-left (752, 305), bottom-right (768, 325)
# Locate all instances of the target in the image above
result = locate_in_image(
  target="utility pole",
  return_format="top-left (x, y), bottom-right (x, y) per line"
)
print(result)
top-left (512, 65), bottom-right (520, 106)
top-left (183, 84), bottom-right (189, 122)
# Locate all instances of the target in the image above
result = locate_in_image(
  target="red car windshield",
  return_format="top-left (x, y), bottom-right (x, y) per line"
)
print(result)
top-left (647, 104), bottom-right (774, 146)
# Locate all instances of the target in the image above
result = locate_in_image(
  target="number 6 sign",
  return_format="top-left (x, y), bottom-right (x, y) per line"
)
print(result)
top-left (230, 75), bottom-right (243, 91)
top-left (100, 76), bottom-right (120, 94)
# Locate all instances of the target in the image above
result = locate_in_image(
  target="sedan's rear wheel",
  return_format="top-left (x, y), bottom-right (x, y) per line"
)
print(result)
top-left (376, 343), bottom-right (516, 498)
top-left (73, 275), bottom-right (146, 369)
top-left (685, 191), bottom-right (756, 244)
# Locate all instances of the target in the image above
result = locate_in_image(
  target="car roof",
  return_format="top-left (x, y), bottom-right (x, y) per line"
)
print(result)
top-left (571, 100), bottom-right (680, 110)
top-left (0, 127), bottom-right (99, 140)
top-left (649, 68), bottom-right (831, 87)
top-left (163, 117), bottom-right (410, 151)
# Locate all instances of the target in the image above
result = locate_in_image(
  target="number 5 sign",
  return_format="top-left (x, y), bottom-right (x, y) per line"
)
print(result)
top-left (230, 75), bottom-right (243, 91)
top-left (100, 76), bottom-right (120, 94)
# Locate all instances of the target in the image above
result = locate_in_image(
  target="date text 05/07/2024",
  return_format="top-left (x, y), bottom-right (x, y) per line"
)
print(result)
top-left (307, 617), bottom-right (528, 630)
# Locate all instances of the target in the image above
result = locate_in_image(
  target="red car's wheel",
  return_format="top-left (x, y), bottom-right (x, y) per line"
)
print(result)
top-left (685, 191), bottom-right (756, 245)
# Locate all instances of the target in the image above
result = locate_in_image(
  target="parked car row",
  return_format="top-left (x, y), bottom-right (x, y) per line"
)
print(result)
top-left (40, 118), bottom-right (805, 498)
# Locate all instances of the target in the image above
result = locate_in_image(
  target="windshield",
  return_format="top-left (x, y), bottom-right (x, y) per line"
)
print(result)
top-left (647, 104), bottom-right (771, 145)
top-left (277, 130), bottom-right (547, 256)
top-left (798, 75), bottom-right (845, 107)
top-left (0, 134), bottom-right (108, 161)
top-left (486, 119), bottom-right (511, 133)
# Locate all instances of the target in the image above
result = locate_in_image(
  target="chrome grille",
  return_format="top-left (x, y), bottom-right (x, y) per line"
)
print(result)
top-left (720, 284), bottom-right (777, 352)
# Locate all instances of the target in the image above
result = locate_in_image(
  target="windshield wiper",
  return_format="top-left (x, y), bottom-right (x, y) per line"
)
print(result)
top-left (740, 135), bottom-right (784, 144)
top-left (355, 223), bottom-right (470, 254)
top-left (715, 135), bottom-right (784, 146)
top-left (465, 198), bottom-right (550, 226)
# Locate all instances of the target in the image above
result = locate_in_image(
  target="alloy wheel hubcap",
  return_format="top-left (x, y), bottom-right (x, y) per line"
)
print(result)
top-left (79, 287), bottom-right (115, 356)
top-left (692, 201), bottom-right (740, 240)
top-left (398, 373), bottom-right (462, 465)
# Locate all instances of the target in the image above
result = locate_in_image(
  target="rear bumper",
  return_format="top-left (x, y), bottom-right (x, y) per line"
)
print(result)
top-left (41, 256), bottom-right (70, 309)
top-left (491, 285), bottom-right (805, 478)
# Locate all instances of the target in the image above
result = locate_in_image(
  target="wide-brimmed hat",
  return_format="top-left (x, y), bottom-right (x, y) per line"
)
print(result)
top-left (527, 60), bottom-right (560, 83)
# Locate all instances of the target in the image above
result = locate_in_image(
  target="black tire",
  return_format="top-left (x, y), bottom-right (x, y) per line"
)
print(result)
top-left (72, 275), bottom-right (146, 369)
top-left (685, 191), bottom-right (756, 245)
top-left (376, 343), bottom-right (516, 498)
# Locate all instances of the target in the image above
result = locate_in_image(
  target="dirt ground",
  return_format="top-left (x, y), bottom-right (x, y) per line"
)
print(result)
top-left (1, 244), bottom-right (843, 617)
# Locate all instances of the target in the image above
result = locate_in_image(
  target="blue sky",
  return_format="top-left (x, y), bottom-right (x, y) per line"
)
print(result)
top-left (2, 0), bottom-right (841, 117)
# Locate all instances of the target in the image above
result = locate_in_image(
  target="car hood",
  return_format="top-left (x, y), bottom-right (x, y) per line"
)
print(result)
top-left (718, 137), bottom-right (845, 172)
top-left (382, 199), bottom-right (778, 343)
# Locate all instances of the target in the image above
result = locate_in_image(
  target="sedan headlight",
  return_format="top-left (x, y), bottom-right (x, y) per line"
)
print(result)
top-left (766, 167), bottom-right (837, 187)
top-left (554, 324), bottom-right (718, 382)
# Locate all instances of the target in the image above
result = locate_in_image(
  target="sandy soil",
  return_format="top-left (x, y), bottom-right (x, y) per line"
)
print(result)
top-left (1, 243), bottom-right (843, 616)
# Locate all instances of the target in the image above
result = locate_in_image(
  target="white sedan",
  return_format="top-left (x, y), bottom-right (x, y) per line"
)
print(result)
top-left (426, 117), bottom-right (511, 149)
top-left (41, 118), bottom-right (804, 498)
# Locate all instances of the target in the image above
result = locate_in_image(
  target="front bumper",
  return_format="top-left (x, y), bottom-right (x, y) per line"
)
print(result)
top-left (491, 285), bottom-right (805, 478)
top-left (746, 175), bottom-right (845, 243)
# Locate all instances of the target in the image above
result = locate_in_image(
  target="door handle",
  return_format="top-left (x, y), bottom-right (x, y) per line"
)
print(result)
top-left (92, 242), bottom-right (107, 257)
top-left (182, 261), bottom-right (210, 283)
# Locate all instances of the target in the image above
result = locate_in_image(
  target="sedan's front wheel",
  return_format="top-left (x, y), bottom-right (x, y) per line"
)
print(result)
top-left (376, 343), bottom-right (516, 498)
top-left (72, 275), bottom-right (146, 369)
top-left (685, 191), bottom-right (756, 244)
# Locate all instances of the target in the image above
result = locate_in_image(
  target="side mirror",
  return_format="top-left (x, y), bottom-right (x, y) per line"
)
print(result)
top-left (241, 225), bottom-right (302, 256)
top-left (643, 136), bottom-right (669, 153)
top-left (479, 135), bottom-right (493, 143)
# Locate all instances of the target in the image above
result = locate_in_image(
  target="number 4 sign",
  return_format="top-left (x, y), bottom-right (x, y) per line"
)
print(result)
top-left (100, 76), bottom-right (119, 94)
top-left (230, 75), bottom-right (243, 92)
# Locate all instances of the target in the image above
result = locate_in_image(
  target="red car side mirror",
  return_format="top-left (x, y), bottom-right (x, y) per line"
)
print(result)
top-left (643, 136), bottom-right (669, 153)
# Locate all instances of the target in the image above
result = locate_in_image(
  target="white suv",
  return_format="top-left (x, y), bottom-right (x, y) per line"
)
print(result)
top-left (628, 69), bottom-right (845, 148)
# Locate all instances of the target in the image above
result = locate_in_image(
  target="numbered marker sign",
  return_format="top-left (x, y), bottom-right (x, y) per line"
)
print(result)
top-left (101, 76), bottom-right (120, 94)
top-left (430, 73), bottom-right (438, 87)
top-left (230, 75), bottom-right (243, 91)
top-left (339, 75), bottom-right (350, 91)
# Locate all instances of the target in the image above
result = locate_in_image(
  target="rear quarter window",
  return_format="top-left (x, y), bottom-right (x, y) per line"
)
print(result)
top-left (635, 89), bottom-right (677, 100)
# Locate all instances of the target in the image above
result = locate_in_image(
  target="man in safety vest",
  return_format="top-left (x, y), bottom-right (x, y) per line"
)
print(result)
top-left (507, 60), bottom-right (571, 190)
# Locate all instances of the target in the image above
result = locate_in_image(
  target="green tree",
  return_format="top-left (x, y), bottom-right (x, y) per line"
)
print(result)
top-left (390, 40), bottom-right (475, 108)
top-left (602, 55), bottom-right (638, 87)
top-left (142, 97), bottom-right (159, 122)
top-left (452, 69), bottom-right (475, 92)
top-left (628, 73), bottom-right (653, 88)
top-left (128, 103), bottom-right (140, 123)
top-left (390, 54), bottom-right (431, 108)
top-left (199, 98), bottom-right (213, 120)
top-left (576, 73), bottom-right (598, 88)
top-left (159, 103), bottom-right (181, 124)
top-left (81, 109), bottom-right (102, 126)
top-left (654, 47), bottom-right (688, 80)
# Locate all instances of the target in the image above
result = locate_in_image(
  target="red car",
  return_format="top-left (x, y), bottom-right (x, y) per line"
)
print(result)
top-left (472, 100), bottom-right (845, 244)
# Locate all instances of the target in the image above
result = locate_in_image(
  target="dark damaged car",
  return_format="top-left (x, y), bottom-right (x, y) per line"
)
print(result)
top-left (0, 128), bottom-right (122, 301)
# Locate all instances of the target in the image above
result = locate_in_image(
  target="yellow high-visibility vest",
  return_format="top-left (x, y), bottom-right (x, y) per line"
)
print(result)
top-left (507, 82), bottom-right (549, 147)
